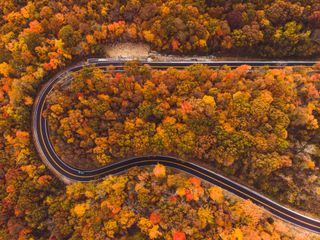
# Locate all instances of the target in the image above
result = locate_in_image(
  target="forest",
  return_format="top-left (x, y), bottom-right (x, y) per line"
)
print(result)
top-left (1, 0), bottom-right (320, 59)
top-left (4, 164), bottom-right (320, 239)
top-left (0, 0), bottom-right (320, 239)
top-left (46, 63), bottom-right (320, 219)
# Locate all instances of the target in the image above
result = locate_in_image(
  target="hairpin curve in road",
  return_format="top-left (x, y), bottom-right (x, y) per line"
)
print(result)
top-left (32, 59), bottom-right (320, 233)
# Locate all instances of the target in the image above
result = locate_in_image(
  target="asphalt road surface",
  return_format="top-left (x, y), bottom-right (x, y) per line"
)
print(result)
top-left (32, 59), bottom-right (320, 233)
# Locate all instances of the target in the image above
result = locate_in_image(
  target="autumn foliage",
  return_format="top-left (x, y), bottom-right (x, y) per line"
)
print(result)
top-left (46, 62), bottom-right (320, 217)
top-left (1, 0), bottom-right (320, 61)
top-left (0, 0), bottom-right (319, 239)
top-left (36, 165), bottom-right (320, 239)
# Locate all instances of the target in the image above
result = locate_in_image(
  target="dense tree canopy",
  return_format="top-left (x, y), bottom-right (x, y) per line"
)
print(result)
top-left (1, 0), bottom-right (320, 58)
top-left (4, 165), bottom-right (318, 239)
top-left (45, 62), bottom-right (320, 218)
top-left (0, 0), bottom-right (320, 239)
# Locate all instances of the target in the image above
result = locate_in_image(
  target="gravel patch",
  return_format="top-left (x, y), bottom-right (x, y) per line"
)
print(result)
top-left (105, 42), bottom-right (150, 59)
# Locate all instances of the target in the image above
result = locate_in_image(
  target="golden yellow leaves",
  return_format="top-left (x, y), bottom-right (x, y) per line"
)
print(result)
top-left (251, 90), bottom-right (273, 120)
top-left (198, 39), bottom-right (207, 48)
top-left (0, 62), bottom-right (13, 77)
top-left (50, 104), bottom-right (63, 115)
top-left (138, 217), bottom-right (152, 231)
top-left (100, 6), bottom-right (108, 17)
top-left (72, 202), bottom-right (89, 217)
top-left (84, 191), bottom-right (94, 198)
top-left (138, 218), bottom-right (162, 239)
top-left (66, 137), bottom-right (74, 143)
top-left (20, 6), bottom-right (30, 19)
top-left (197, 207), bottom-right (214, 229)
top-left (219, 227), bottom-right (244, 240)
top-left (153, 164), bottom-right (166, 178)
top-left (54, 39), bottom-right (64, 50)
top-left (209, 186), bottom-right (224, 204)
top-left (104, 220), bottom-right (118, 238)
top-left (149, 225), bottom-right (162, 239)
top-left (117, 208), bottom-right (136, 228)
top-left (96, 154), bottom-right (111, 165)
top-left (124, 119), bottom-right (136, 131)
top-left (202, 95), bottom-right (216, 117)
top-left (66, 182), bottom-right (87, 200)
top-left (176, 187), bottom-right (186, 197)
top-left (20, 165), bottom-right (36, 178)
top-left (202, 95), bottom-right (216, 106)
top-left (143, 30), bottom-right (155, 43)
top-left (304, 158), bottom-right (316, 169)
top-left (162, 116), bottom-right (176, 125)
top-left (232, 228), bottom-right (243, 240)
top-left (160, 6), bottom-right (170, 15)
top-left (190, 187), bottom-right (204, 201)
top-left (111, 176), bottom-right (128, 192)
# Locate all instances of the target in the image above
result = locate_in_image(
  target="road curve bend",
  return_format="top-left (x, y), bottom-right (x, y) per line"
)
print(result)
top-left (32, 59), bottom-right (320, 233)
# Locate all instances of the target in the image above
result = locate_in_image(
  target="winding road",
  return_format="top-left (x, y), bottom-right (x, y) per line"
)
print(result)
top-left (32, 59), bottom-right (320, 233)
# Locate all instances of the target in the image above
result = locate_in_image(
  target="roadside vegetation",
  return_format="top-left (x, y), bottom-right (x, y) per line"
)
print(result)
top-left (0, 0), bottom-right (320, 239)
top-left (8, 164), bottom-right (320, 239)
top-left (48, 165), bottom-right (320, 239)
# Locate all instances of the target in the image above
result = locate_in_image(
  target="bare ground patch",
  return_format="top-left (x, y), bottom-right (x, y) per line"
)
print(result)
top-left (105, 42), bottom-right (150, 59)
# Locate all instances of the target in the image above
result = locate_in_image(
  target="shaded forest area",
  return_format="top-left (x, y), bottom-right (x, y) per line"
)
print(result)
top-left (46, 63), bottom-right (320, 219)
